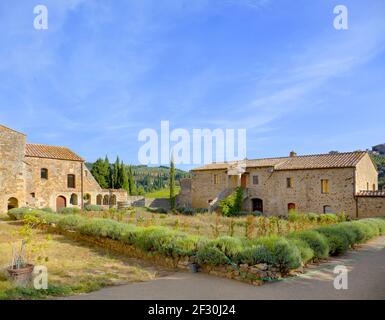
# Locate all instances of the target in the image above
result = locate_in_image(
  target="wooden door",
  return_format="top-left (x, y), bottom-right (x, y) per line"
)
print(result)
top-left (241, 174), bottom-right (247, 188)
top-left (56, 196), bottom-right (66, 212)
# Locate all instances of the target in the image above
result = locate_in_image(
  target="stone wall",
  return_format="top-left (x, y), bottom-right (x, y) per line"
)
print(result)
top-left (245, 167), bottom-right (357, 217)
top-left (127, 196), bottom-right (170, 209)
top-left (189, 167), bottom-right (360, 217)
top-left (0, 124), bottom-right (127, 213)
top-left (191, 170), bottom-right (228, 208)
top-left (0, 126), bottom-right (27, 213)
top-left (355, 153), bottom-right (378, 193)
top-left (357, 196), bottom-right (385, 218)
top-left (176, 178), bottom-right (192, 207)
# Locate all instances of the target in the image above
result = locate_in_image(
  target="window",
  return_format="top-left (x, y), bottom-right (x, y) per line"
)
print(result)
top-left (252, 175), bottom-right (259, 185)
top-left (323, 205), bottom-right (333, 214)
top-left (288, 203), bottom-right (296, 212)
top-left (67, 174), bottom-right (76, 188)
top-left (373, 184), bottom-right (376, 191)
top-left (96, 195), bottom-right (103, 205)
top-left (286, 177), bottom-right (293, 188)
top-left (41, 168), bottom-right (48, 179)
top-left (213, 174), bottom-right (221, 185)
top-left (30, 193), bottom-right (35, 198)
top-left (321, 179), bottom-right (329, 194)
top-left (367, 182), bottom-right (369, 191)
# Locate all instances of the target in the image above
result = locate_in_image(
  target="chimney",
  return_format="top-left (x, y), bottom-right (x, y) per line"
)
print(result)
top-left (289, 151), bottom-right (297, 157)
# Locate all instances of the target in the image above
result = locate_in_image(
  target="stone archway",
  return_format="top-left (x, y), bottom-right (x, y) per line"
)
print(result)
top-left (56, 196), bottom-right (67, 212)
top-left (252, 198), bottom-right (263, 213)
top-left (7, 197), bottom-right (18, 210)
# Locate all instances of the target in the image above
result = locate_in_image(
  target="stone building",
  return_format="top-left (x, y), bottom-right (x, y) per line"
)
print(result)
top-left (0, 124), bottom-right (127, 213)
top-left (179, 151), bottom-right (385, 218)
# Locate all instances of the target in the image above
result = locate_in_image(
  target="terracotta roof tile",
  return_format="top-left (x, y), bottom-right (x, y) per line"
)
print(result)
top-left (191, 151), bottom-right (368, 172)
top-left (25, 143), bottom-right (84, 162)
top-left (274, 152), bottom-right (367, 170)
top-left (356, 190), bottom-right (385, 197)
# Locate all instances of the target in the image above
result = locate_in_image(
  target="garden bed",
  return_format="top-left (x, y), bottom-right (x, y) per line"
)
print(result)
top-left (9, 209), bottom-right (385, 287)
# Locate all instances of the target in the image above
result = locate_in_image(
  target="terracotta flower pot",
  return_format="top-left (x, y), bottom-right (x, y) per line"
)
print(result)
top-left (7, 264), bottom-right (34, 286)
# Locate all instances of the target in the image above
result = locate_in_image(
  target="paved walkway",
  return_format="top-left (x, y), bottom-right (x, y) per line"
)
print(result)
top-left (66, 237), bottom-right (385, 300)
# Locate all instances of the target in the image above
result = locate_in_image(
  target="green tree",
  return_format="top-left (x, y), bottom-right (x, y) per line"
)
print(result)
top-left (104, 156), bottom-right (112, 188)
top-left (128, 166), bottom-right (137, 195)
top-left (112, 156), bottom-right (121, 189)
top-left (90, 158), bottom-right (109, 189)
top-left (170, 156), bottom-right (176, 209)
top-left (119, 161), bottom-right (129, 191)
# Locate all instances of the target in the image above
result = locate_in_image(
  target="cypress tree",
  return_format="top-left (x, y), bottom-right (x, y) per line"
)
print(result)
top-left (128, 166), bottom-right (137, 195)
top-left (170, 156), bottom-right (176, 209)
top-left (112, 156), bottom-right (120, 189)
top-left (120, 161), bottom-right (129, 191)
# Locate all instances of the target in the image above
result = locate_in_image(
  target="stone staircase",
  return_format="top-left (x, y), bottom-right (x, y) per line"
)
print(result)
top-left (208, 187), bottom-right (235, 213)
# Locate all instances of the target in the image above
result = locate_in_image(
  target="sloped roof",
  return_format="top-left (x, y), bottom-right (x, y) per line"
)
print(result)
top-left (356, 190), bottom-right (385, 197)
top-left (25, 143), bottom-right (84, 162)
top-left (0, 124), bottom-right (25, 135)
top-left (191, 151), bottom-right (368, 172)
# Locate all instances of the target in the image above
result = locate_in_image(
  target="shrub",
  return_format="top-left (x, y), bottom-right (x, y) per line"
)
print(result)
top-left (77, 218), bottom-right (127, 240)
top-left (133, 226), bottom-right (180, 255)
top-left (173, 235), bottom-right (203, 256)
top-left (41, 207), bottom-right (54, 213)
top-left (58, 207), bottom-right (81, 215)
top-left (289, 230), bottom-right (329, 259)
top-left (254, 236), bottom-right (302, 272)
top-left (288, 238), bottom-right (314, 263)
top-left (209, 236), bottom-right (244, 259)
top-left (196, 245), bottom-right (229, 265)
top-left (252, 211), bottom-right (263, 216)
top-left (288, 211), bottom-right (301, 222)
top-left (305, 213), bottom-right (319, 223)
top-left (84, 205), bottom-right (103, 212)
top-left (319, 213), bottom-right (338, 224)
top-left (57, 214), bottom-right (86, 230)
top-left (314, 226), bottom-right (350, 255)
top-left (234, 245), bottom-right (274, 265)
top-left (177, 207), bottom-right (195, 216)
top-left (7, 207), bottom-right (35, 220)
top-left (35, 211), bottom-right (62, 224)
top-left (219, 187), bottom-right (244, 217)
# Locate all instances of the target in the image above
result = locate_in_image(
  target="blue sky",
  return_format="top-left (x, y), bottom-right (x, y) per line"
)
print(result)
top-left (0, 0), bottom-right (384, 170)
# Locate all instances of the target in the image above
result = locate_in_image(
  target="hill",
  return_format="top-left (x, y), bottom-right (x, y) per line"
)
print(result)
top-left (86, 161), bottom-right (190, 195)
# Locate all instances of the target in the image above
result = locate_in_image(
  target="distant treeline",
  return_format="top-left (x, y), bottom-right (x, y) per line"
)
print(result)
top-left (86, 157), bottom-right (190, 195)
top-left (372, 154), bottom-right (385, 190)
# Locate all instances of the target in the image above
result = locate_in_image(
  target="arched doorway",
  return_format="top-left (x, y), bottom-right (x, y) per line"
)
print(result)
top-left (110, 195), bottom-right (116, 206)
top-left (56, 196), bottom-right (67, 212)
top-left (7, 197), bottom-right (18, 210)
top-left (252, 198), bottom-right (263, 213)
top-left (96, 194), bottom-right (102, 205)
top-left (70, 194), bottom-right (78, 205)
top-left (84, 194), bottom-right (91, 205)
top-left (288, 203), bottom-right (296, 212)
top-left (103, 195), bottom-right (109, 205)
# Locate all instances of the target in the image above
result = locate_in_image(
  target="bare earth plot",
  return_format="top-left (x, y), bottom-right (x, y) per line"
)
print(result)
top-left (66, 236), bottom-right (385, 300)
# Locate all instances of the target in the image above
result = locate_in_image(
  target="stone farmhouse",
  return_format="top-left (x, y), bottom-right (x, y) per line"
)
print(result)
top-left (178, 151), bottom-right (385, 218)
top-left (0, 124), bottom-right (127, 213)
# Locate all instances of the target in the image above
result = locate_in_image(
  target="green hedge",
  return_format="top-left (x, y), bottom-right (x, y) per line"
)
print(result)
top-left (20, 211), bottom-right (385, 272)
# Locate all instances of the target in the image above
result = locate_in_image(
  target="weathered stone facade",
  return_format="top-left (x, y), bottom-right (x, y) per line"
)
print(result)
top-left (0, 124), bottom-right (127, 213)
top-left (186, 151), bottom-right (384, 218)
